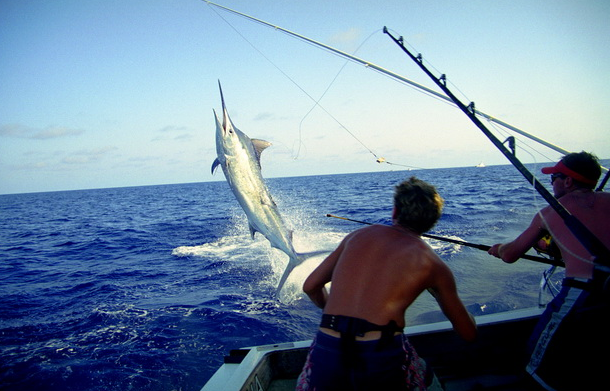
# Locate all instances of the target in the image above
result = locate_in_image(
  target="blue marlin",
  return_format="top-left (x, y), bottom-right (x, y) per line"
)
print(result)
top-left (211, 82), bottom-right (325, 295)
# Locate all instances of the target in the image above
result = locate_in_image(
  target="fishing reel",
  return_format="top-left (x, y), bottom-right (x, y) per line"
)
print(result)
top-left (533, 231), bottom-right (562, 261)
top-left (534, 232), bottom-right (564, 305)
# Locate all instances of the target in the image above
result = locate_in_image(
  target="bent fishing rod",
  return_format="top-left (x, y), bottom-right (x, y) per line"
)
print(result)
top-left (326, 214), bottom-right (563, 267)
top-left (383, 28), bottom-right (610, 269)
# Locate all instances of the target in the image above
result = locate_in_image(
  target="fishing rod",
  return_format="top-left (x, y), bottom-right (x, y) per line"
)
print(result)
top-left (326, 214), bottom-right (563, 267)
top-left (596, 169), bottom-right (610, 192)
top-left (383, 28), bottom-right (610, 268)
top-left (203, 1), bottom-right (570, 156)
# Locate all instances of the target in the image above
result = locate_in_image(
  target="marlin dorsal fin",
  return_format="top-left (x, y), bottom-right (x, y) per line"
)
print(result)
top-left (251, 139), bottom-right (272, 163)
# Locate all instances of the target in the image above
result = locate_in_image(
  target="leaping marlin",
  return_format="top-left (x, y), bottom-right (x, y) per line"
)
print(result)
top-left (211, 82), bottom-right (325, 296)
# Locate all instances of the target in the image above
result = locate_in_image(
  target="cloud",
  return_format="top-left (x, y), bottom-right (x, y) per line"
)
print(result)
top-left (254, 112), bottom-right (274, 121)
top-left (152, 125), bottom-right (193, 142)
top-left (0, 124), bottom-right (27, 137)
top-left (12, 161), bottom-right (50, 170)
top-left (254, 112), bottom-right (291, 121)
top-left (10, 147), bottom-right (117, 172)
top-left (157, 125), bottom-right (189, 133)
top-left (60, 146), bottom-right (118, 165)
top-left (0, 124), bottom-right (84, 139)
top-left (32, 127), bottom-right (84, 139)
top-left (173, 133), bottom-right (193, 141)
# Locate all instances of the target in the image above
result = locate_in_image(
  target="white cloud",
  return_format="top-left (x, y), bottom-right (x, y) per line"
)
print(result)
top-left (60, 146), bottom-right (118, 165)
top-left (0, 124), bottom-right (84, 139)
top-left (157, 125), bottom-right (189, 133)
top-left (32, 126), bottom-right (84, 139)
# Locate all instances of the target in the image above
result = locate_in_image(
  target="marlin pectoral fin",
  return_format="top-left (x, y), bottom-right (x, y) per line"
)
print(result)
top-left (260, 194), bottom-right (275, 207)
top-left (249, 224), bottom-right (258, 239)
top-left (211, 158), bottom-right (221, 175)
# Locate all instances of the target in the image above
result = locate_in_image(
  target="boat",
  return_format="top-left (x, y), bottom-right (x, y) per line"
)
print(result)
top-left (202, 307), bottom-right (544, 391)
top-left (475, 162), bottom-right (486, 168)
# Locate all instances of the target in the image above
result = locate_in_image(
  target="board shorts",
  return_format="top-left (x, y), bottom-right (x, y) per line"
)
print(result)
top-left (296, 330), bottom-right (438, 391)
top-left (527, 277), bottom-right (610, 390)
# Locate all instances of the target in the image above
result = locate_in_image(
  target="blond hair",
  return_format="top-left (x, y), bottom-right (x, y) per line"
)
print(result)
top-left (394, 177), bottom-right (444, 234)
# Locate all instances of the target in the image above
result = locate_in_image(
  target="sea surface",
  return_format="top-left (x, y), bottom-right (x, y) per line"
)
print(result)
top-left (1, 163), bottom-right (584, 391)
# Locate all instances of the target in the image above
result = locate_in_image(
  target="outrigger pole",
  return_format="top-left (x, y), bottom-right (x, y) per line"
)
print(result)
top-left (204, 1), bottom-right (570, 156)
top-left (383, 28), bottom-right (610, 269)
top-left (326, 214), bottom-right (563, 267)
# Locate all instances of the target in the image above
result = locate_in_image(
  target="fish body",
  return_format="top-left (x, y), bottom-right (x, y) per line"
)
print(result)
top-left (211, 82), bottom-right (322, 294)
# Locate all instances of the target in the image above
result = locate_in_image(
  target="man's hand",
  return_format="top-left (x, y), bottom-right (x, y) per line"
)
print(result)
top-left (488, 243), bottom-right (502, 258)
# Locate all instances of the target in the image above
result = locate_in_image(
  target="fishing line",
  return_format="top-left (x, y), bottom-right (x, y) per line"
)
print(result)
top-left (205, 4), bottom-right (321, 106)
top-left (293, 30), bottom-right (424, 170)
top-left (482, 116), bottom-right (594, 266)
top-left (385, 29), bottom-right (610, 268)
top-left (384, 28), bottom-right (483, 118)
top-left (209, 3), bottom-right (604, 266)
top-left (478, 103), bottom-right (600, 267)
top-left (207, 1), bottom-right (575, 163)
top-left (294, 29), bottom-right (381, 160)
top-left (206, 4), bottom-right (379, 162)
top-left (206, 2), bottom-right (424, 170)
top-left (393, 30), bottom-right (571, 176)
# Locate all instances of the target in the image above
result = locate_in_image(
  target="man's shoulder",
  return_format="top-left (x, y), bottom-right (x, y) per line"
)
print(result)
top-left (595, 191), bottom-right (610, 202)
top-left (399, 237), bottom-right (442, 264)
top-left (561, 189), bottom-right (610, 205)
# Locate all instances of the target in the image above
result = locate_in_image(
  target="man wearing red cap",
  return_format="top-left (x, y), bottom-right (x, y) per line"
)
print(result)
top-left (488, 151), bottom-right (610, 390)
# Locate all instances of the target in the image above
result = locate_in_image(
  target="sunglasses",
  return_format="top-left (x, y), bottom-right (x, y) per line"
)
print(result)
top-left (550, 173), bottom-right (567, 184)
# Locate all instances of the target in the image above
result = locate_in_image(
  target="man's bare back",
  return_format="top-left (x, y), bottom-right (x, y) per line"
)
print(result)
top-left (304, 223), bottom-right (476, 341)
top-left (297, 177), bottom-right (475, 390)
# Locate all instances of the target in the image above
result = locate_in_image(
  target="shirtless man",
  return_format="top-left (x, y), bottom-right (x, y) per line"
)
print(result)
top-left (488, 151), bottom-right (610, 390)
top-left (296, 177), bottom-right (476, 391)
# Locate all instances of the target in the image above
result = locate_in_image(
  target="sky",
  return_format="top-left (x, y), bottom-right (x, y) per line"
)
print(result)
top-left (1, 0), bottom-right (609, 194)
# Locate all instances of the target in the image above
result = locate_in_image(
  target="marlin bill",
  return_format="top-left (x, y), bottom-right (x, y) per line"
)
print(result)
top-left (211, 82), bottom-right (325, 296)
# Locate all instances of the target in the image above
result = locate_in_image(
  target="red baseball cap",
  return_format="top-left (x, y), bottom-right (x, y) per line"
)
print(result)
top-left (541, 161), bottom-right (598, 185)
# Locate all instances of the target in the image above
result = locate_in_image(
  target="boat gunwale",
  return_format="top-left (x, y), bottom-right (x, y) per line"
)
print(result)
top-left (201, 306), bottom-right (545, 390)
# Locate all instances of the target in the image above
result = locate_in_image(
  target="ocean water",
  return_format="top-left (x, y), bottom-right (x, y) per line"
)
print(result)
top-left (0, 164), bottom-right (575, 390)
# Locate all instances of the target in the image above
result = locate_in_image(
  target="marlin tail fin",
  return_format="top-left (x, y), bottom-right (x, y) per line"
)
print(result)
top-left (275, 250), bottom-right (331, 296)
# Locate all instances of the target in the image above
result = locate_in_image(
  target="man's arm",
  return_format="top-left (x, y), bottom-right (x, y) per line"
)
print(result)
top-left (429, 258), bottom-right (477, 342)
top-left (302, 240), bottom-right (344, 309)
top-left (488, 212), bottom-right (545, 263)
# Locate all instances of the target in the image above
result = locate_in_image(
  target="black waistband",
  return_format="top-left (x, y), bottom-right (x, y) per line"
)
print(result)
top-left (320, 314), bottom-right (403, 337)
top-left (320, 314), bottom-right (404, 357)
